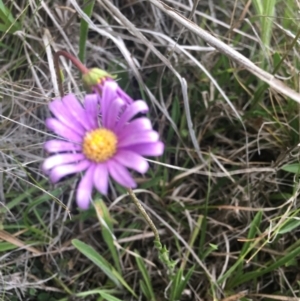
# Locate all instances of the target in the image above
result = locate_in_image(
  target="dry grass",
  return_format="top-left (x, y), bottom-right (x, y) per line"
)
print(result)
top-left (1, 0), bottom-right (300, 300)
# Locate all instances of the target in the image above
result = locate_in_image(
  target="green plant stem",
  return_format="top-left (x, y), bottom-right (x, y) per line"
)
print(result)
top-left (53, 50), bottom-right (89, 97)
top-left (127, 188), bottom-right (176, 276)
top-left (127, 188), bottom-right (160, 244)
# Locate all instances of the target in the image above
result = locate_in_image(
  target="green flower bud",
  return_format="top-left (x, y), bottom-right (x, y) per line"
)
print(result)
top-left (82, 68), bottom-right (116, 91)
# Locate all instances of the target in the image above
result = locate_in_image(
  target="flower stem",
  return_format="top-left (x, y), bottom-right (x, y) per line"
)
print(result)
top-left (127, 188), bottom-right (176, 275)
top-left (127, 188), bottom-right (160, 242)
top-left (53, 50), bottom-right (90, 97)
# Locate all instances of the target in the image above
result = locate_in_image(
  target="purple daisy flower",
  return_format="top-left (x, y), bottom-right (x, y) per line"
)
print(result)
top-left (43, 81), bottom-right (164, 210)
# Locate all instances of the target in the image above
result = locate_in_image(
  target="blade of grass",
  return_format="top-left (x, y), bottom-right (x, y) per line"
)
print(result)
top-left (72, 239), bottom-right (121, 287)
top-left (252, 0), bottom-right (276, 48)
top-left (79, 0), bottom-right (95, 63)
top-left (169, 266), bottom-right (195, 301)
top-left (217, 211), bottom-right (262, 285)
top-left (281, 163), bottom-right (300, 174)
top-left (231, 244), bottom-right (300, 287)
top-left (135, 251), bottom-right (156, 301)
top-left (277, 218), bottom-right (300, 234)
top-left (57, 289), bottom-right (122, 301)
top-left (181, 215), bottom-right (203, 271)
top-left (0, 0), bottom-right (21, 33)
top-left (199, 161), bottom-right (211, 259)
top-left (0, 180), bottom-right (47, 214)
top-left (94, 199), bottom-right (122, 274)
top-left (72, 239), bottom-right (137, 298)
top-left (251, 0), bottom-right (276, 68)
top-left (23, 187), bottom-right (63, 239)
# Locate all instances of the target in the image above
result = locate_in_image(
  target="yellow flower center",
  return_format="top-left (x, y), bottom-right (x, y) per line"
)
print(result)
top-left (82, 128), bottom-right (117, 162)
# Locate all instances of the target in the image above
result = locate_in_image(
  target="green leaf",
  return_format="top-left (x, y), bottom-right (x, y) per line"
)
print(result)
top-left (60, 289), bottom-right (124, 300)
top-left (170, 268), bottom-right (183, 301)
top-left (272, 52), bottom-right (281, 68)
top-left (72, 239), bottom-right (137, 298)
top-left (240, 211), bottom-right (262, 255)
top-left (0, 180), bottom-right (48, 214)
top-left (79, 0), bottom-right (95, 63)
top-left (135, 252), bottom-right (155, 301)
top-left (233, 245), bottom-right (300, 287)
top-left (99, 291), bottom-right (124, 301)
top-left (170, 266), bottom-right (195, 301)
top-left (251, 0), bottom-right (276, 47)
top-left (0, 242), bottom-right (17, 252)
top-left (72, 239), bottom-right (120, 287)
top-left (281, 163), bottom-right (300, 174)
top-left (95, 199), bottom-right (122, 274)
top-left (140, 280), bottom-right (152, 301)
top-left (0, 0), bottom-right (21, 33)
top-left (278, 218), bottom-right (300, 234)
top-left (202, 243), bottom-right (218, 259)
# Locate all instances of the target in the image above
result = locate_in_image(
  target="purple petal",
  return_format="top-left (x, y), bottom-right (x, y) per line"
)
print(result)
top-left (103, 97), bottom-right (125, 130)
top-left (115, 101), bottom-right (149, 132)
top-left (62, 94), bottom-right (93, 131)
top-left (114, 150), bottom-right (149, 173)
top-left (107, 159), bottom-right (136, 188)
top-left (93, 163), bottom-right (109, 195)
top-left (43, 153), bottom-right (85, 173)
top-left (46, 118), bottom-right (83, 143)
top-left (49, 99), bottom-right (85, 135)
top-left (117, 130), bottom-right (159, 148)
top-left (116, 86), bottom-right (134, 105)
top-left (105, 78), bottom-right (134, 104)
top-left (122, 142), bottom-right (164, 156)
top-left (116, 118), bottom-right (152, 137)
top-left (49, 160), bottom-right (90, 183)
top-left (84, 94), bottom-right (99, 129)
top-left (76, 165), bottom-right (96, 210)
top-left (100, 81), bottom-right (118, 117)
top-left (44, 140), bottom-right (82, 153)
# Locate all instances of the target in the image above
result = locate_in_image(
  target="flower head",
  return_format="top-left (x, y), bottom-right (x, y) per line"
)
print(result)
top-left (43, 81), bottom-right (164, 209)
top-left (82, 68), bottom-right (134, 105)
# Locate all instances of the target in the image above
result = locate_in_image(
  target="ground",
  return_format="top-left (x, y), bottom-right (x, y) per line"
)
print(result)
top-left (1, 0), bottom-right (300, 300)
